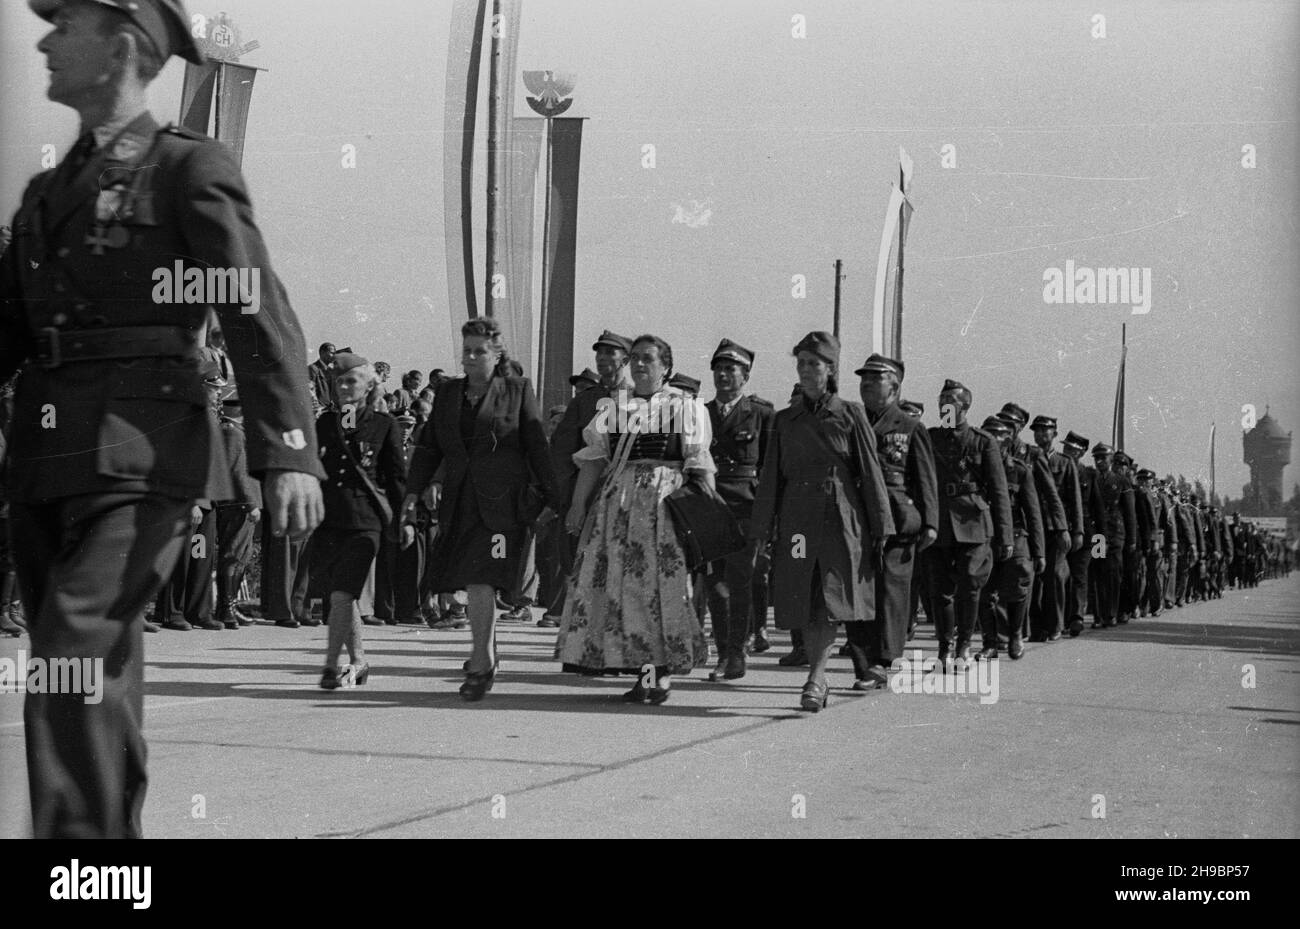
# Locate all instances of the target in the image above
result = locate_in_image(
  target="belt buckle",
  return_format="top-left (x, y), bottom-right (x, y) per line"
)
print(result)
top-left (37, 326), bottom-right (61, 369)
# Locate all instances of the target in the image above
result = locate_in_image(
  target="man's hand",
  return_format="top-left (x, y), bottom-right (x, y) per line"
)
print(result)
top-left (916, 527), bottom-right (938, 552)
top-left (399, 523), bottom-right (416, 550)
top-left (1055, 530), bottom-right (1071, 552)
top-left (264, 470), bottom-right (323, 539)
top-left (422, 482), bottom-right (442, 512)
top-left (400, 494), bottom-right (420, 528)
top-left (249, 507), bottom-right (262, 524)
top-left (190, 505), bottom-right (204, 527)
top-left (535, 506), bottom-right (558, 528)
top-left (1034, 555), bottom-right (1047, 575)
top-left (1070, 532), bottom-right (1083, 553)
top-left (997, 543), bottom-right (1014, 562)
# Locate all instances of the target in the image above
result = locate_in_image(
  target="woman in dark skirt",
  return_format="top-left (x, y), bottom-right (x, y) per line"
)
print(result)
top-left (749, 332), bottom-right (895, 711)
top-left (313, 353), bottom-right (410, 689)
top-left (402, 317), bottom-right (558, 701)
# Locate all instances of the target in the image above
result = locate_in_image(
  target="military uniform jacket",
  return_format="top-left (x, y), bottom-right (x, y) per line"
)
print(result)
top-left (750, 393), bottom-right (895, 624)
top-left (1157, 490), bottom-right (1179, 552)
top-left (927, 422), bottom-right (1013, 548)
top-left (1013, 441), bottom-right (1069, 532)
top-left (868, 400), bottom-right (938, 539)
top-left (1077, 463), bottom-right (1107, 539)
top-left (706, 393), bottom-right (775, 520)
top-left (550, 377), bottom-right (631, 507)
top-left (1174, 503), bottom-right (1199, 553)
top-left (316, 407), bottom-right (406, 532)
top-left (1095, 470), bottom-right (1137, 548)
top-left (407, 375), bottom-right (559, 533)
top-left (0, 112), bottom-right (323, 502)
top-left (219, 414), bottom-right (262, 508)
top-left (1135, 485), bottom-right (1160, 548)
top-left (1041, 446), bottom-right (1084, 536)
top-left (1003, 455), bottom-right (1045, 559)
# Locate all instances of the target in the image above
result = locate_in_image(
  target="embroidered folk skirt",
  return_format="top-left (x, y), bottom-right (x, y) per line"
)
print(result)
top-left (555, 461), bottom-right (709, 675)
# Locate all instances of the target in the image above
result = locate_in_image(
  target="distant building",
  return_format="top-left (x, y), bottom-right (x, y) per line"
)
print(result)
top-left (1243, 408), bottom-right (1291, 512)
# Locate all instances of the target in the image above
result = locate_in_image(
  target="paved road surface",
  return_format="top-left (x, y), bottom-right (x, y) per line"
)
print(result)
top-left (2, 576), bottom-right (1297, 838)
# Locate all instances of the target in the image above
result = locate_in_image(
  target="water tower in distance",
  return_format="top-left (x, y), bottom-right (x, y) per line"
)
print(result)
top-left (1243, 407), bottom-right (1291, 512)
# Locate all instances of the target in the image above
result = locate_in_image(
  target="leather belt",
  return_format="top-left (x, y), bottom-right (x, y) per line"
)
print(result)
top-left (717, 465), bottom-right (758, 479)
top-left (884, 472), bottom-right (906, 488)
top-left (944, 480), bottom-right (981, 496)
top-left (33, 326), bottom-right (200, 370)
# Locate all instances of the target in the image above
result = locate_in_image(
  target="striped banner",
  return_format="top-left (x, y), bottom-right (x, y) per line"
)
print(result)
top-left (871, 147), bottom-right (914, 357)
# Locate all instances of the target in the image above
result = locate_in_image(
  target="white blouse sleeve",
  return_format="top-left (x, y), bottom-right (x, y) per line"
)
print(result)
top-left (682, 396), bottom-right (715, 474)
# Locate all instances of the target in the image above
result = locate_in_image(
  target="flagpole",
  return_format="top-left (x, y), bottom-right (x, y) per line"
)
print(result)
top-left (1210, 422), bottom-right (1217, 501)
top-left (484, 0), bottom-right (503, 319)
top-left (832, 259), bottom-right (843, 340)
top-left (1112, 323), bottom-right (1127, 449)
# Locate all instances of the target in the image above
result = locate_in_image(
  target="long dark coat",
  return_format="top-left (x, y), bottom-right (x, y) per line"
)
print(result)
top-left (750, 393), bottom-right (894, 628)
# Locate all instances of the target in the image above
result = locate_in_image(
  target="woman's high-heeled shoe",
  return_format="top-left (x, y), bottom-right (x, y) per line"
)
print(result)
top-left (622, 681), bottom-right (649, 703)
top-left (319, 667), bottom-right (342, 690)
top-left (459, 663), bottom-right (497, 702)
top-left (352, 664), bottom-right (370, 686)
top-left (799, 680), bottom-right (829, 713)
top-left (647, 685), bottom-right (671, 706)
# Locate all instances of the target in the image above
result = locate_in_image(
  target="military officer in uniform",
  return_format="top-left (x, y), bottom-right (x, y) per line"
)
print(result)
top-left (702, 339), bottom-right (774, 681)
top-left (214, 387), bottom-right (262, 628)
top-left (1027, 414), bottom-right (1083, 640)
top-left (900, 399), bottom-right (927, 640)
top-left (1112, 451), bottom-right (1144, 621)
top-left (846, 354), bottom-right (937, 688)
top-left (1061, 431), bottom-right (1104, 635)
top-left (1134, 469), bottom-right (1166, 618)
top-left (1089, 444), bottom-right (1136, 628)
top-left (543, 330), bottom-right (634, 627)
top-left (2, 0), bottom-right (324, 838)
top-left (976, 416), bottom-right (1044, 660)
top-left (924, 380), bottom-right (1013, 672)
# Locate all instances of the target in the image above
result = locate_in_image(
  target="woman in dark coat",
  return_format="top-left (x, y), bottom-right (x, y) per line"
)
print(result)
top-left (402, 317), bottom-right (559, 700)
top-left (749, 332), bottom-right (895, 711)
top-left (313, 353), bottom-right (409, 689)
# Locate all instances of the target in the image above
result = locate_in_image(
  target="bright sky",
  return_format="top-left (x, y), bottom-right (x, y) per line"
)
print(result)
top-left (2, 0), bottom-right (1297, 498)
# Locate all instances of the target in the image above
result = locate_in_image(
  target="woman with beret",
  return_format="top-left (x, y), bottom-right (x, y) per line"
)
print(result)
top-left (402, 317), bottom-right (559, 701)
top-left (749, 332), bottom-right (895, 711)
top-left (556, 334), bottom-right (714, 704)
top-left (313, 354), bottom-right (410, 689)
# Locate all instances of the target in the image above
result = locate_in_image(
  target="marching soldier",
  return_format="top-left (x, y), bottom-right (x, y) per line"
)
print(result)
top-left (995, 405), bottom-right (1068, 641)
top-left (2, 0), bottom-right (324, 838)
top-left (847, 355), bottom-right (937, 688)
top-left (1112, 451), bottom-right (1144, 621)
top-left (1173, 490), bottom-right (1199, 605)
top-left (924, 380), bottom-right (1013, 672)
top-left (900, 399), bottom-right (928, 641)
top-left (1027, 414), bottom-right (1084, 640)
top-left (214, 386), bottom-right (262, 628)
top-left (543, 330), bottom-right (634, 627)
top-left (1157, 479), bottom-right (1180, 610)
top-left (702, 339), bottom-right (774, 681)
top-left (976, 417), bottom-right (1044, 660)
top-left (1134, 469), bottom-right (1166, 618)
top-left (1062, 432), bottom-right (1104, 633)
top-left (1089, 444), bottom-right (1136, 627)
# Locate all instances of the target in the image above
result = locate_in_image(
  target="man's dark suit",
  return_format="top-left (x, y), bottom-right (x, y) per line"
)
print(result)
top-left (0, 113), bottom-right (322, 838)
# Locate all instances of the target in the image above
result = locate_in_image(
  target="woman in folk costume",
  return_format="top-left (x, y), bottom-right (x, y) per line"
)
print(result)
top-left (749, 332), bottom-right (895, 711)
top-left (556, 334), bottom-right (714, 705)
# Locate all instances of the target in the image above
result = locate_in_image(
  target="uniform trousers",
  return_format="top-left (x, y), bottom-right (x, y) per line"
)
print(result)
top-left (1142, 549), bottom-right (1166, 615)
top-left (1175, 552), bottom-right (1198, 604)
top-left (1120, 546), bottom-right (1143, 617)
top-left (261, 524), bottom-right (312, 622)
top-left (155, 507), bottom-right (215, 625)
top-left (1030, 531), bottom-right (1070, 638)
top-left (924, 541), bottom-right (992, 650)
top-left (704, 517), bottom-right (755, 659)
top-left (1091, 551), bottom-right (1122, 624)
top-left (12, 492), bottom-right (190, 838)
top-left (1164, 548), bottom-right (1179, 605)
top-left (846, 536), bottom-right (917, 674)
top-left (1066, 543), bottom-right (1093, 625)
top-left (215, 504), bottom-right (257, 612)
top-left (980, 532), bottom-right (1032, 646)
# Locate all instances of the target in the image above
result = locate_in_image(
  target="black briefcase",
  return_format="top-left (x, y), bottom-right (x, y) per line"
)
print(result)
top-left (665, 483), bottom-right (747, 572)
